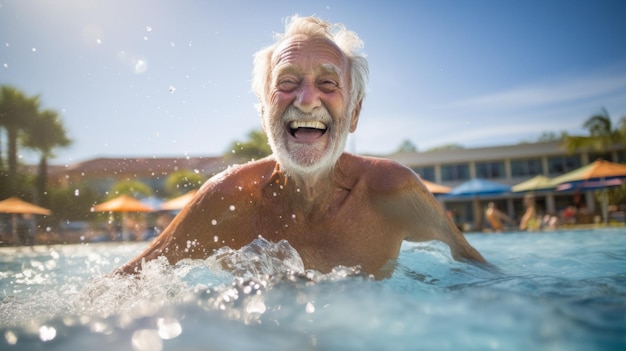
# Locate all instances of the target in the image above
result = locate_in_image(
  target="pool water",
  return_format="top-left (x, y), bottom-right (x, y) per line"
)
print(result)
top-left (1, 228), bottom-right (625, 350)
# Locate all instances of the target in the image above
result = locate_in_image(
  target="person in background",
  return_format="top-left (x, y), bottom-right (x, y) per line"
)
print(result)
top-left (115, 15), bottom-right (486, 279)
top-left (485, 202), bottom-right (515, 232)
top-left (520, 194), bottom-right (539, 231)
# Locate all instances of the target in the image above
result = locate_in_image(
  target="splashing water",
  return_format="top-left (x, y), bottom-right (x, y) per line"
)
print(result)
top-left (1, 229), bottom-right (625, 350)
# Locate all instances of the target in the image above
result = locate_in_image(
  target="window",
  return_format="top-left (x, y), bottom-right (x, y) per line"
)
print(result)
top-left (441, 163), bottom-right (470, 181)
top-left (475, 161), bottom-right (506, 179)
top-left (547, 155), bottom-right (581, 176)
top-left (511, 158), bottom-right (543, 177)
top-left (411, 166), bottom-right (435, 182)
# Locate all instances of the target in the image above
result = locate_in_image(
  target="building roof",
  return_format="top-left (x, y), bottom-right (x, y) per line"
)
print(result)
top-left (49, 156), bottom-right (228, 177)
top-left (386, 141), bottom-right (568, 166)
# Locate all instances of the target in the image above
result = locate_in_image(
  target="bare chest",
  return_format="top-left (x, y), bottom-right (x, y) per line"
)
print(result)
top-left (228, 194), bottom-right (405, 276)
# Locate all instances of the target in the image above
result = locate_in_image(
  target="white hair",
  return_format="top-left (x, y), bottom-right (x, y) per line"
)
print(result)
top-left (252, 15), bottom-right (369, 114)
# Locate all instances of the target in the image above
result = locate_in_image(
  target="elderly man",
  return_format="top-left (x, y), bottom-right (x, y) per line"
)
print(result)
top-left (117, 15), bottom-right (485, 278)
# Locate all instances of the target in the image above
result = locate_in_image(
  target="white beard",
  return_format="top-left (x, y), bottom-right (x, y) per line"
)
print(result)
top-left (265, 105), bottom-right (350, 177)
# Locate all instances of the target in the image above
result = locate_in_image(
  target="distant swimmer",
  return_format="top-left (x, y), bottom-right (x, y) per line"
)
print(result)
top-left (485, 202), bottom-right (515, 232)
top-left (116, 15), bottom-right (486, 279)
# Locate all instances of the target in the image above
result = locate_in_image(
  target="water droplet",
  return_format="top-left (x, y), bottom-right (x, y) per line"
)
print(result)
top-left (131, 329), bottom-right (162, 351)
top-left (246, 297), bottom-right (267, 314)
top-left (4, 331), bottom-right (17, 345)
top-left (305, 302), bottom-right (315, 314)
top-left (134, 59), bottom-right (147, 74)
top-left (39, 325), bottom-right (56, 342)
top-left (157, 318), bottom-right (182, 340)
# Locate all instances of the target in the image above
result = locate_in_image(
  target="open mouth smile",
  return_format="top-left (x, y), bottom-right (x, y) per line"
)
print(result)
top-left (288, 121), bottom-right (328, 141)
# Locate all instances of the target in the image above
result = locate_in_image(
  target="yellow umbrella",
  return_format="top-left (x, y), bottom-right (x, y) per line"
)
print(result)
top-left (160, 190), bottom-right (198, 211)
top-left (421, 180), bottom-right (451, 195)
top-left (511, 175), bottom-right (554, 193)
top-left (91, 194), bottom-right (155, 213)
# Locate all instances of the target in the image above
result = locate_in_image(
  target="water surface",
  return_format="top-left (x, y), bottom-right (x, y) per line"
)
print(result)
top-left (1, 228), bottom-right (625, 350)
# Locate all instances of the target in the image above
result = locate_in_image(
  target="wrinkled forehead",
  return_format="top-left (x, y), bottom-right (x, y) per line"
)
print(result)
top-left (271, 35), bottom-right (349, 75)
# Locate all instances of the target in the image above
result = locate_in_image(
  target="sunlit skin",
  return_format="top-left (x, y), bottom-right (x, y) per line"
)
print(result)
top-left (118, 34), bottom-right (485, 279)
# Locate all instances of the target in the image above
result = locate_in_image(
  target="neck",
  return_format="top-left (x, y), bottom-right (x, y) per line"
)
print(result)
top-left (269, 159), bottom-right (346, 215)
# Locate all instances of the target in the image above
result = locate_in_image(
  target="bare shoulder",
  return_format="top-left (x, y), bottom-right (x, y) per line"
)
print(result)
top-left (342, 153), bottom-right (423, 194)
top-left (197, 157), bottom-right (276, 197)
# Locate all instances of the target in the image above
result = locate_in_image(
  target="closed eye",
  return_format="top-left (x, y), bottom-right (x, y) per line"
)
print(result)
top-left (318, 79), bottom-right (339, 93)
top-left (277, 79), bottom-right (299, 92)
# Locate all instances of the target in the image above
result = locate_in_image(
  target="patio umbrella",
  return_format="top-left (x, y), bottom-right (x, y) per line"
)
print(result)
top-left (421, 180), bottom-right (451, 195)
top-left (91, 194), bottom-right (155, 213)
top-left (0, 197), bottom-right (51, 243)
top-left (160, 190), bottom-right (198, 211)
top-left (551, 160), bottom-right (626, 224)
top-left (448, 178), bottom-right (511, 196)
top-left (91, 195), bottom-right (155, 241)
top-left (446, 179), bottom-right (511, 231)
top-left (550, 160), bottom-right (626, 185)
top-left (511, 175), bottom-right (554, 193)
top-left (556, 178), bottom-right (623, 192)
top-left (0, 197), bottom-right (52, 215)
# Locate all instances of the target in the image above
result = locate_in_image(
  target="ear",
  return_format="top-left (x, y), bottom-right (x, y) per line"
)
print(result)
top-left (349, 99), bottom-right (362, 132)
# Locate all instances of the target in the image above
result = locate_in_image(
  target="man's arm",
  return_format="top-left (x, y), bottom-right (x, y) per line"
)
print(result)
top-left (114, 169), bottom-right (238, 275)
top-left (373, 161), bottom-right (486, 263)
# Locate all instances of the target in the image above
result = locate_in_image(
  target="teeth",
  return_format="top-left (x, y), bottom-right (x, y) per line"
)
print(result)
top-left (289, 121), bottom-right (327, 130)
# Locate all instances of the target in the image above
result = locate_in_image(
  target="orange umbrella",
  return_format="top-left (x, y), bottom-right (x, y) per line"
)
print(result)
top-left (421, 179), bottom-right (451, 195)
top-left (0, 197), bottom-right (52, 215)
top-left (550, 160), bottom-right (626, 184)
top-left (91, 194), bottom-right (155, 213)
top-left (551, 160), bottom-right (626, 225)
top-left (0, 197), bottom-right (51, 243)
top-left (161, 190), bottom-right (198, 211)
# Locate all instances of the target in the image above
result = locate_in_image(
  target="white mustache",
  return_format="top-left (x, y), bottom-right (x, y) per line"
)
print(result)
top-left (282, 105), bottom-right (332, 127)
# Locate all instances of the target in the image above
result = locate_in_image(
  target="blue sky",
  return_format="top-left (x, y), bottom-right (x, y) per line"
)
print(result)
top-left (1, 0), bottom-right (625, 165)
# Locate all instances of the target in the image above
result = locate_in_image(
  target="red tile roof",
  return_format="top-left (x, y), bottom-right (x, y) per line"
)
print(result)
top-left (49, 156), bottom-right (227, 176)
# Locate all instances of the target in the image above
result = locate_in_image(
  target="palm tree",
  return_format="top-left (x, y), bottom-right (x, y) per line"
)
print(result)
top-left (224, 129), bottom-right (272, 162)
top-left (108, 179), bottom-right (153, 199)
top-left (21, 109), bottom-right (72, 207)
top-left (563, 108), bottom-right (626, 160)
top-left (0, 86), bottom-right (40, 195)
top-left (164, 169), bottom-right (207, 197)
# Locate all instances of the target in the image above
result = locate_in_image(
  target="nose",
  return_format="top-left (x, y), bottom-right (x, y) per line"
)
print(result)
top-left (293, 82), bottom-right (321, 113)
